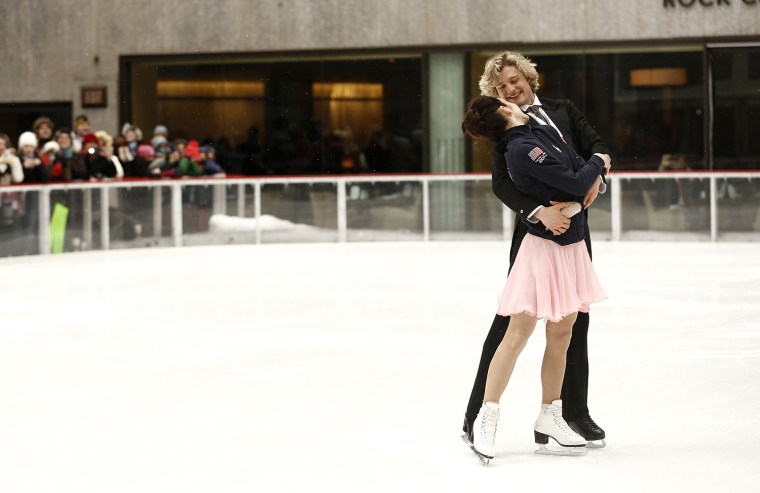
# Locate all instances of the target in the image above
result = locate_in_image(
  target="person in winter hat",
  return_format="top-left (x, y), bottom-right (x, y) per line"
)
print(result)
top-left (17, 132), bottom-right (47, 183)
top-left (115, 134), bottom-right (134, 166)
top-left (200, 145), bottom-right (225, 176)
top-left (40, 141), bottom-right (63, 181)
top-left (152, 124), bottom-right (169, 145)
top-left (66, 132), bottom-right (115, 180)
top-left (151, 134), bottom-right (169, 149)
top-left (1, 134), bottom-right (25, 227)
top-left (32, 116), bottom-right (55, 151)
top-left (18, 131), bottom-right (38, 150)
top-left (177, 139), bottom-right (203, 177)
top-left (72, 114), bottom-right (91, 152)
top-left (121, 123), bottom-right (143, 143)
top-left (0, 133), bottom-right (24, 185)
top-left (131, 144), bottom-right (156, 177)
top-left (51, 129), bottom-right (76, 181)
top-left (67, 133), bottom-right (97, 180)
top-left (95, 130), bottom-right (125, 179)
top-left (136, 144), bottom-right (155, 160)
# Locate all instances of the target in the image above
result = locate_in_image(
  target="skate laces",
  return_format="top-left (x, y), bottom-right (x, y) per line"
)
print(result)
top-left (547, 405), bottom-right (576, 437)
top-left (480, 408), bottom-right (499, 444)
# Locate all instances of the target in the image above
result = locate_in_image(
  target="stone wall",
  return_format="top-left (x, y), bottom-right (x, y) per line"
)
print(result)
top-left (0, 0), bottom-right (757, 131)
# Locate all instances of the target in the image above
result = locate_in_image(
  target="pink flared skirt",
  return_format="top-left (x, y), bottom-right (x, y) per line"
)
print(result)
top-left (496, 234), bottom-right (607, 323)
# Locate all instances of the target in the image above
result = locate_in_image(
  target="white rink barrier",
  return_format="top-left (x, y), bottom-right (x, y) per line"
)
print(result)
top-left (2, 171), bottom-right (760, 256)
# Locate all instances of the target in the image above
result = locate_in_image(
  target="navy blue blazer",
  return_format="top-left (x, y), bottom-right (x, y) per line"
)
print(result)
top-left (502, 124), bottom-right (605, 245)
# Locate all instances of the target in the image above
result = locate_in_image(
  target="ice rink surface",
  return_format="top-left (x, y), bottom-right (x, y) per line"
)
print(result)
top-left (1, 240), bottom-right (759, 492)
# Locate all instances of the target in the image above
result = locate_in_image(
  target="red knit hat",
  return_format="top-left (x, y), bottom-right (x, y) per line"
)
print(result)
top-left (183, 140), bottom-right (202, 161)
top-left (82, 133), bottom-right (99, 145)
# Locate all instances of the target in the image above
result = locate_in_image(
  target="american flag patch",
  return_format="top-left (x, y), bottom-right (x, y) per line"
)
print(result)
top-left (528, 146), bottom-right (547, 163)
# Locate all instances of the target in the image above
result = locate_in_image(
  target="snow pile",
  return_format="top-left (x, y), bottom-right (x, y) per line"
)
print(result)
top-left (208, 214), bottom-right (314, 233)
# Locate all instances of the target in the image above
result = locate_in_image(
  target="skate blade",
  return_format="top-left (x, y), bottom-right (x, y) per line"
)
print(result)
top-left (460, 433), bottom-right (472, 446)
top-left (586, 439), bottom-right (606, 449)
top-left (462, 433), bottom-right (491, 466)
top-left (534, 443), bottom-right (587, 457)
top-left (470, 446), bottom-right (492, 466)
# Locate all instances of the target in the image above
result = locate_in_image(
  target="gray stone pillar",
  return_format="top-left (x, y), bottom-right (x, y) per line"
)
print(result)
top-left (428, 52), bottom-right (466, 231)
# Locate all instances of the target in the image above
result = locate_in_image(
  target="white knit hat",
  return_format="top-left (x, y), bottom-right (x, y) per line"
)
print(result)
top-left (18, 131), bottom-right (38, 149)
top-left (41, 141), bottom-right (61, 154)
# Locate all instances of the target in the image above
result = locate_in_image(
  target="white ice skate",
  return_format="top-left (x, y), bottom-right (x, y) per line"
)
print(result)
top-left (471, 402), bottom-right (499, 466)
top-left (533, 400), bottom-right (588, 456)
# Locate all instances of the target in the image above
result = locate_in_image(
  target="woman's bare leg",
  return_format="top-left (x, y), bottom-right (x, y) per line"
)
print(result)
top-left (541, 313), bottom-right (577, 404)
top-left (483, 313), bottom-right (537, 403)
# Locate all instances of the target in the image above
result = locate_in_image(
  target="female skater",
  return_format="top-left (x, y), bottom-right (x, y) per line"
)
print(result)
top-left (461, 96), bottom-right (610, 463)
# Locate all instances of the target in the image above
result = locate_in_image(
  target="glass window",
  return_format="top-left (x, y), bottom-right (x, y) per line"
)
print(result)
top-left (468, 49), bottom-right (705, 172)
top-left (155, 79), bottom-right (266, 157)
top-left (127, 55), bottom-right (422, 176)
top-left (313, 82), bottom-right (384, 173)
top-left (712, 46), bottom-right (760, 170)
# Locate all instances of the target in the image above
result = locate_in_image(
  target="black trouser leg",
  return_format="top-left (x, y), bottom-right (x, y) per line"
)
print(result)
top-left (464, 314), bottom-right (510, 424)
top-left (561, 311), bottom-right (589, 421)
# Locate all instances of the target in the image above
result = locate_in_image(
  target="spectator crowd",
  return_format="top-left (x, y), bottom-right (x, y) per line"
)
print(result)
top-left (1, 115), bottom-right (227, 187)
top-left (1, 114), bottom-right (423, 189)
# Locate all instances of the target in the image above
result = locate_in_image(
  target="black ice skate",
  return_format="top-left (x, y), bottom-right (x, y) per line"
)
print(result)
top-left (461, 417), bottom-right (474, 446)
top-left (568, 415), bottom-right (606, 448)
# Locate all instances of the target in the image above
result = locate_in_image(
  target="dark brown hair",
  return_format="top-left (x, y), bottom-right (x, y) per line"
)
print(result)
top-left (461, 96), bottom-right (506, 143)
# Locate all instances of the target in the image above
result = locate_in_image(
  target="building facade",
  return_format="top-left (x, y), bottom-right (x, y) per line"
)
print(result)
top-left (1, 0), bottom-right (758, 174)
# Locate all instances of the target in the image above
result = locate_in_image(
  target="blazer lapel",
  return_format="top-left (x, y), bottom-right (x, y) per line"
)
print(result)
top-left (537, 98), bottom-right (564, 129)
top-left (536, 98), bottom-right (573, 147)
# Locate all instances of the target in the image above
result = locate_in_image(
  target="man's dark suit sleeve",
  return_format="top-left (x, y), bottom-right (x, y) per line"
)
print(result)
top-left (566, 100), bottom-right (609, 158)
top-left (491, 140), bottom-right (543, 219)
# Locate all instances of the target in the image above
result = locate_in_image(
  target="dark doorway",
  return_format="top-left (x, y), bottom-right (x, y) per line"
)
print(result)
top-left (0, 102), bottom-right (73, 147)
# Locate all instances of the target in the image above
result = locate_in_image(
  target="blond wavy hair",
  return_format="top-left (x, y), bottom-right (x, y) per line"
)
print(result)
top-left (479, 51), bottom-right (540, 97)
top-left (95, 130), bottom-right (114, 156)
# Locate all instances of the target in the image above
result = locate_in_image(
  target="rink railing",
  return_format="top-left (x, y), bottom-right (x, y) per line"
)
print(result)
top-left (2, 171), bottom-right (760, 256)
